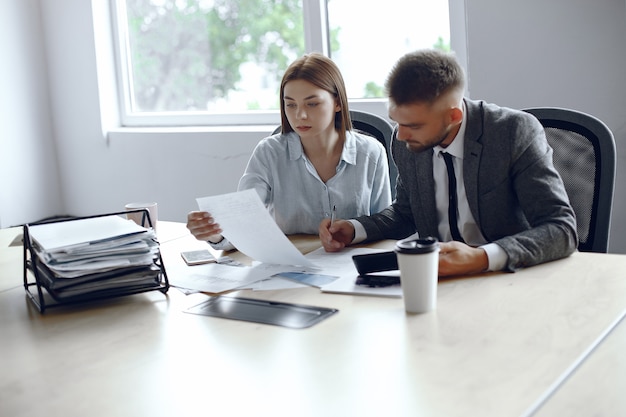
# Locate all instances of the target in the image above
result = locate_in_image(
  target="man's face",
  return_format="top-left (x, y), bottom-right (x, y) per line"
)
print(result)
top-left (389, 101), bottom-right (458, 153)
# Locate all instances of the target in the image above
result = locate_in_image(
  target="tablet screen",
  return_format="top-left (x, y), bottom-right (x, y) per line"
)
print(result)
top-left (185, 296), bottom-right (338, 329)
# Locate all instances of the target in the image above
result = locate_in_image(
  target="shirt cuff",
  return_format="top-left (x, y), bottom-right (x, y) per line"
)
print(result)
top-left (208, 238), bottom-right (235, 252)
top-left (480, 242), bottom-right (508, 271)
top-left (348, 220), bottom-right (367, 244)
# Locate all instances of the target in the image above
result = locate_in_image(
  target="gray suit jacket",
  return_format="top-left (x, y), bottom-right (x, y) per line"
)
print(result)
top-left (356, 99), bottom-right (578, 271)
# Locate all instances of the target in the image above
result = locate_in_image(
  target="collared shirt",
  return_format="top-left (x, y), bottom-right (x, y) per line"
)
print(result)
top-left (353, 106), bottom-right (507, 271)
top-left (432, 108), bottom-right (484, 244)
top-left (432, 110), bottom-right (507, 271)
top-left (212, 130), bottom-right (392, 250)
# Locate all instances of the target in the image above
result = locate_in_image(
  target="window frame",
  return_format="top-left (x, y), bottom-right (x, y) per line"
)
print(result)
top-left (109, 0), bottom-right (465, 128)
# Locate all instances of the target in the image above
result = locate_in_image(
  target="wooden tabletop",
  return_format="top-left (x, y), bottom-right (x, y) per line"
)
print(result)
top-left (1, 223), bottom-right (626, 417)
top-left (530, 310), bottom-right (626, 417)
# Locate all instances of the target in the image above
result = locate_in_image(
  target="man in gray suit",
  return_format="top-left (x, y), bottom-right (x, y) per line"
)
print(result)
top-left (319, 49), bottom-right (577, 276)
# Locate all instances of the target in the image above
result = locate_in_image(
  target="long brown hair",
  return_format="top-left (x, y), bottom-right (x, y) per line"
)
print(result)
top-left (279, 53), bottom-right (352, 142)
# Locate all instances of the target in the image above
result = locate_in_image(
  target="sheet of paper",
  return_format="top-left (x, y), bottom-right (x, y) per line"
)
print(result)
top-left (248, 276), bottom-right (309, 291)
top-left (275, 271), bottom-right (338, 288)
top-left (304, 247), bottom-right (403, 298)
top-left (197, 189), bottom-right (316, 268)
top-left (28, 216), bottom-right (148, 252)
top-left (167, 262), bottom-right (291, 294)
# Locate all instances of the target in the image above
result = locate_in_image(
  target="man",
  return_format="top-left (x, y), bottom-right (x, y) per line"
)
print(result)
top-left (319, 49), bottom-right (577, 276)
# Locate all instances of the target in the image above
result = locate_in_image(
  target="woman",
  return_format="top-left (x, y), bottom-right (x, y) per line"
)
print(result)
top-left (187, 53), bottom-right (391, 249)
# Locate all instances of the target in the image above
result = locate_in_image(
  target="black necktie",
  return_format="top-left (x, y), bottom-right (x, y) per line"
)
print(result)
top-left (442, 152), bottom-right (465, 243)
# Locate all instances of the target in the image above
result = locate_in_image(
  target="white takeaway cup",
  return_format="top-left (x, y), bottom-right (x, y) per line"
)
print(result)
top-left (395, 237), bottom-right (440, 314)
top-left (125, 202), bottom-right (158, 230)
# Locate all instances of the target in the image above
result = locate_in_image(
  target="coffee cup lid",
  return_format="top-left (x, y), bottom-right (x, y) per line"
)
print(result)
top-left (394, 237), bottom-right (439, 254)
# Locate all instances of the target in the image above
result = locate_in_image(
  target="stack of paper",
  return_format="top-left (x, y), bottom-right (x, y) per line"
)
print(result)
top-left (28, 216), bottom-right (163, 301)
top-left (170, 190), bottom-right (399, 297)
top-left (166, 189), bottom-right (319, 294)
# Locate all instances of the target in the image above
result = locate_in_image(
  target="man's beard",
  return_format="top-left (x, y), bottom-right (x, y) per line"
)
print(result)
top-left (404, 126), bottom-right (452, 153)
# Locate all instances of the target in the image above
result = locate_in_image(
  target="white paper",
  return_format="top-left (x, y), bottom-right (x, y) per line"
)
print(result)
top-left (197, 189), bottom-right (317, 268)
top-left (167, 262), bottom-right (292, 294)
top-left (29, 216), bottom-right (148, 252)
top-left (306, 247), bottom-right (403, 298)
top-left (248, 276), bottom-right (309, 291)
top-left (28, 216), bottom-right (158, 278)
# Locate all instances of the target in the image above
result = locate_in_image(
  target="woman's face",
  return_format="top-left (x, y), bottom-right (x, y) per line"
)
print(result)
top-left (283, 79), bottom-right (340, 138)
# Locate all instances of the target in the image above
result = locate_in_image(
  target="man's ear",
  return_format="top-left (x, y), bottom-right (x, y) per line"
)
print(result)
top-left (449, 106), bottom-right (463, 125)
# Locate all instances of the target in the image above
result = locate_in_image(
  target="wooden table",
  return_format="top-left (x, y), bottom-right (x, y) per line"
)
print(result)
top-left (529, 310), bottom-right (626, 416)
top-left (1, 223), bottom-right (626, 417)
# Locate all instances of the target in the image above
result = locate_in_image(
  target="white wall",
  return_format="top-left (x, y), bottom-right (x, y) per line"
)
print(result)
top-left (37, 0), bottom-right (270, 225)
top-left (0, 0), bottom-right (63, 227)
top-left (464, 0), bottom-right (626, 252)
top-left (2, 0), bottom-right (625, 253)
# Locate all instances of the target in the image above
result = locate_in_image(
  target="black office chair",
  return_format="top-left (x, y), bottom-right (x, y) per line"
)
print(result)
top-left (272, 109), bottom-right (397, 198)
top-left (523, 107), bottom-right (616, 253)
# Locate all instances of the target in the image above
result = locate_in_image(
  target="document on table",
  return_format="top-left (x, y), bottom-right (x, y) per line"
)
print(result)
top-left (247, 271), bottom-right (339, 292)
top-left (167, 262), bottom-right (293, 295)
top-left (197, 189), bottom-right (316, 268)
top-left (247, 247), bottom-right (401, 295)
top-left (305, 247), bottom-right (402, 298)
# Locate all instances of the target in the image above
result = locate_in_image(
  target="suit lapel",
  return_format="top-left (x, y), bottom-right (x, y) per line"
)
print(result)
top-left (463, 99), bottom-right (483, 228)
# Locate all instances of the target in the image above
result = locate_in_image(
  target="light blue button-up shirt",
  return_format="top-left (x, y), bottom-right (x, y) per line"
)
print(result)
top-left (211, 130), bottom-right (392, 250)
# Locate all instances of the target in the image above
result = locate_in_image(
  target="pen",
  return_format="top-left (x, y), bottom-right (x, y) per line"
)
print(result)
top-left (330, 205), bottom-right (336, 226)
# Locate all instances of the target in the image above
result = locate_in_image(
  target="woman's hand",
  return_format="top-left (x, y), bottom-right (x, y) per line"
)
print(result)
top-left (186, 211), bottom-right (224, 243)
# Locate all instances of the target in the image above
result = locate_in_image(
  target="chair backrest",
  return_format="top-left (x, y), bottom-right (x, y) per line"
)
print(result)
top-left (272, 109), bottom-right (397, 198)
top-left (349, 110), bottom-right (397, 198)
top-left (523, 107), bottom-right (616, 253)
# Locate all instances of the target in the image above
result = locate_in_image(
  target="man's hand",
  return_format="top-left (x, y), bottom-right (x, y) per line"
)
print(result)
top-left (319, 218), bottom-right (355, 252)
top-left (438, 241), bottom-right (489, 276)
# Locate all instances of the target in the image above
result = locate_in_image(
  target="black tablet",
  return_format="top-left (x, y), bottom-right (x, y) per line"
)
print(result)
top-left (352, 251), bottom-right (398, 275)
top-left (185, 296), bottom-right (338, 329)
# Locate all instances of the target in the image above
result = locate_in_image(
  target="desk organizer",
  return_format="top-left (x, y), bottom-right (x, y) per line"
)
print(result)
top-left (23, 210), bottom-right (169, 313)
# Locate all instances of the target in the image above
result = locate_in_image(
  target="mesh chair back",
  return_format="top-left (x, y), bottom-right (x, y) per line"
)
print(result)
top-left (524, 107), bottom-right (616, 252)
top-left (349, 110), bottom-right (397, 198)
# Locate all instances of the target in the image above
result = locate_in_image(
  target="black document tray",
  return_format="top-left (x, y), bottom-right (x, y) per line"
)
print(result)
top-left (185, 296), bottom-right (338, 329)
top-left (23, 211), bottom-right (168, 313)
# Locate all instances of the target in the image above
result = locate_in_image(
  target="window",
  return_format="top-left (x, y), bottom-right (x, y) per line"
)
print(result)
top-left (112, 0), bottom-right (452, 127)
top-left (327, 1), bottom-right (450, 100)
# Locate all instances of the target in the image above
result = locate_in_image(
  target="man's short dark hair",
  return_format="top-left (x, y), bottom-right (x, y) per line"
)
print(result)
top-left (385, 49), bottom-right (466, 105)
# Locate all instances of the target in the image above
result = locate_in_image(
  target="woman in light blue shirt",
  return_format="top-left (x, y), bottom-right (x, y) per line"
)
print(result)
top-left (187, 53), bottom-right (392, 249)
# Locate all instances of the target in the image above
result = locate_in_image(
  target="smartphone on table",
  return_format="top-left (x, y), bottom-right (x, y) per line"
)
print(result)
top-left (180, 249), bottom-right (217, 266)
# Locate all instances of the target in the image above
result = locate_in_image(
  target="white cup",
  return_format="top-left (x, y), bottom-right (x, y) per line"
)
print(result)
top-left (395, 237), bottom-right (440, 314)
top-left (125, 202), bottom-right (158, 230)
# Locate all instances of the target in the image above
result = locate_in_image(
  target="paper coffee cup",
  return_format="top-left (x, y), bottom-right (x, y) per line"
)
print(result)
top-left (395, 237), bottom-right (439, 314)
top-left (125, 202), bottom-right (158, 230)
